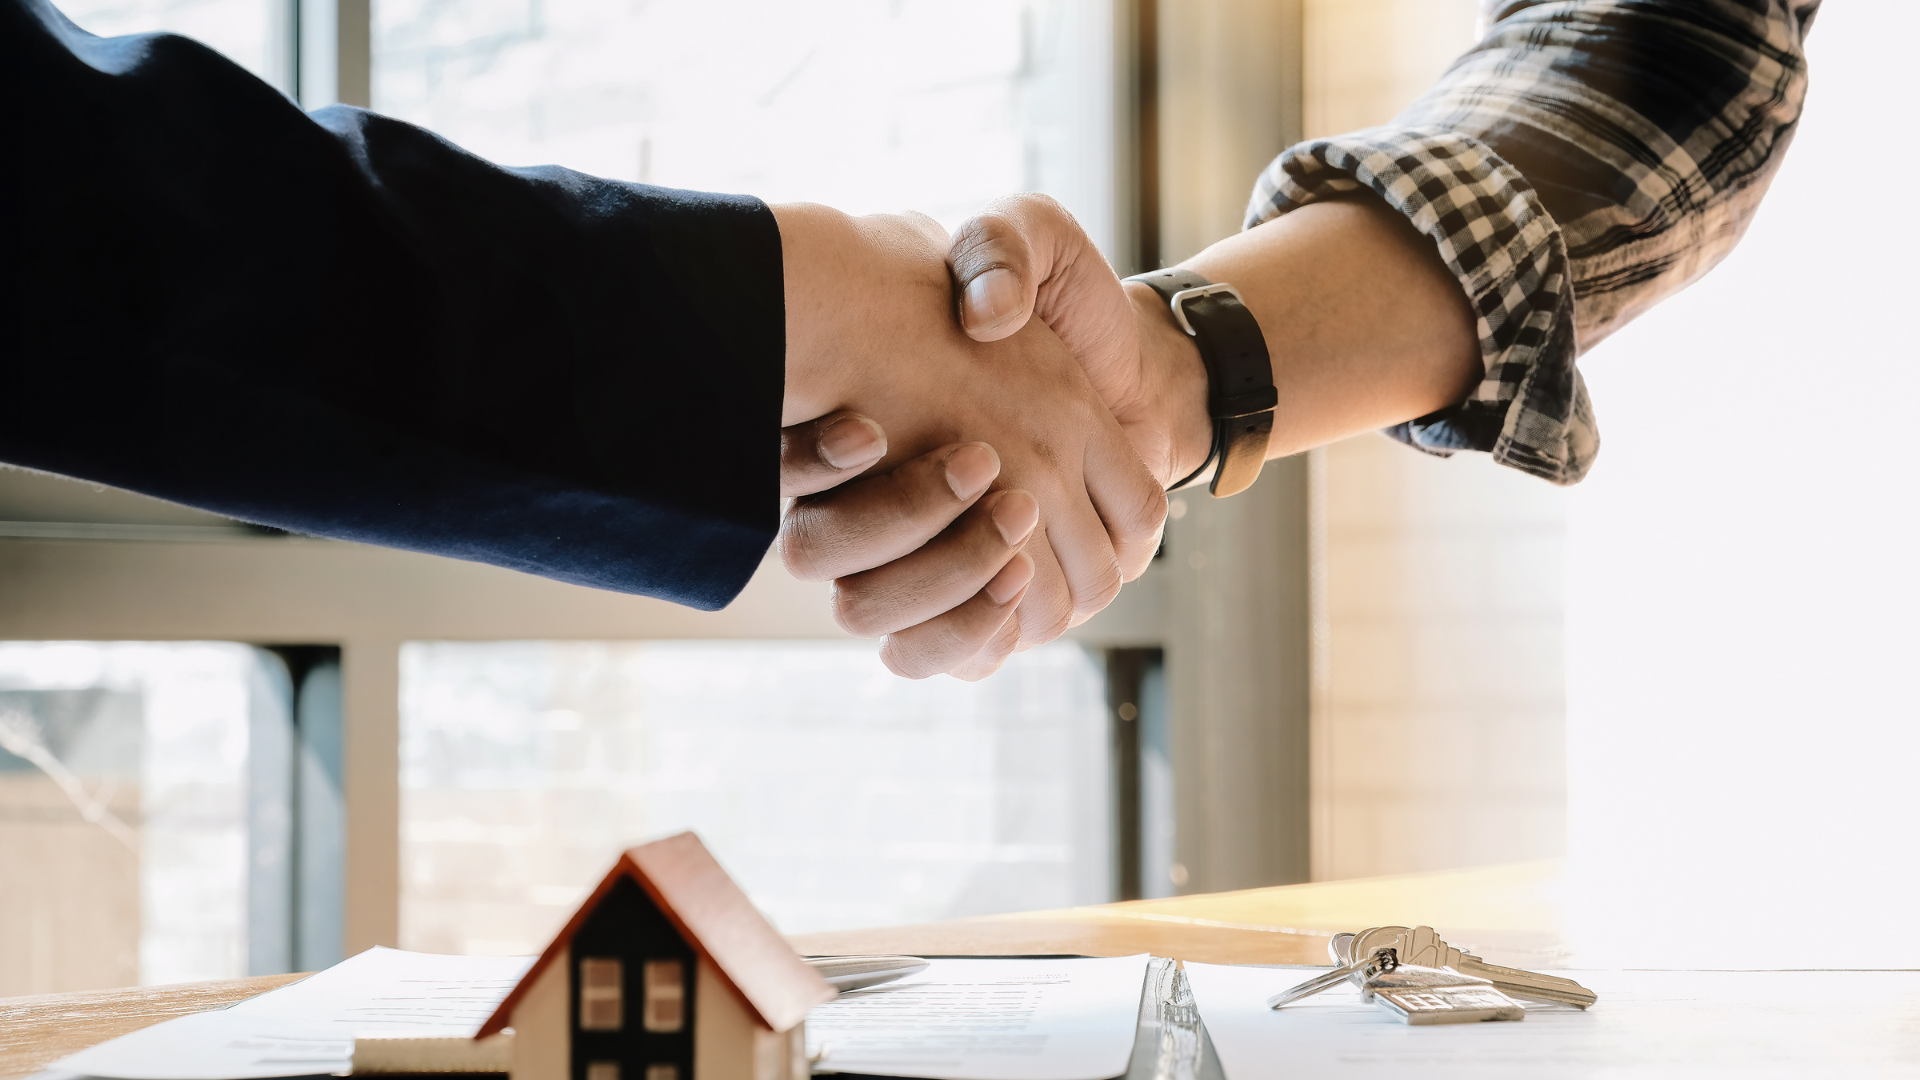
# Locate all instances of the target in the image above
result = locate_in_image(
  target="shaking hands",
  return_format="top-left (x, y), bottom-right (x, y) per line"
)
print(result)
top-left (770, 203), bottom-right (1165, 681)
top-left (771, 186), bottom-right (1483, 680)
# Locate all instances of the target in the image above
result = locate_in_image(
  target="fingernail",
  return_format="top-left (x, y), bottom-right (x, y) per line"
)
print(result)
top-left (944, 443), bottom-right (1000, 501)
top-left (818, 415), bottom-right (885, 470)
top-left (992, 490), bottom-right (1039, 546)
top-left (985, 551), bottom-right (1034, 604)
top-left (963, 267), bottom-right (1021, 331)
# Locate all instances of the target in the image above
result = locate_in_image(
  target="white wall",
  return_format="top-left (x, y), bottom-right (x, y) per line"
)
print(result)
top-left (1313, 436), bottom-right (1566, 881)
top-left (1563, 0), bottom-right (1920, 968)
top-left (1301, 0), bottom-right (1566, 882)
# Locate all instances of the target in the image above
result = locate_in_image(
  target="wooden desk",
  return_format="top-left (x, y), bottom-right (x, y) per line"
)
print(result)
top-left (0, 862), bottom-right (1563, 1080)
top-left (0, 973), bottom-right (309, 1080)
top-left (791, 859), bottom-right (1564, 967)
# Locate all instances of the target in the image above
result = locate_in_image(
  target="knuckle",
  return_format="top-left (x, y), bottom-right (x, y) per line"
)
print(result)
top-left (990, 190), bottom-right (1066, 220)
top-left (951, 657), bottom-right (1003, 683)
top-left (953, 626), bottom-right (1017, 681)
top-left (829, 583), bottom-right (887, 638)
top-left (1119, 481), bottom-right (1169, 541)
top-left (879, 468), bottom-right (933, 521)
top-left (894, 464), bottom-right (966, 531)
top-left (879, 636), bottom-right (939, 680)
top-left (950, 212), bottom-right (1025, 273)
top-left (1022, 192), bottom-right (1072, 225)
top-left (777, 516), bottom-right (829, 582)
top-left (1073, 561), bottom-right (1124, 620)
top-left (893, 611), bottom-right (987, 680)
top-left (958, 509), bottom-right (1016, 566)
top-left (1019, 589), bottom-right (1074, 647)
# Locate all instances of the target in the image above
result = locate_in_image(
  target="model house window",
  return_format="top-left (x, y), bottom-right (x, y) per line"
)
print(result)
top-left (586, 1062), bottom-right (620, 1080)
top-left (578, 956), bottom-right (624, 1031)
top-left (643, 1065), bottom-right (675, 1080)
top-left (641, 959), bottom-right (686, 1033)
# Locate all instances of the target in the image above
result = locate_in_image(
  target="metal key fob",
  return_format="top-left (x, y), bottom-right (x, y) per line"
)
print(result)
top-left (1363, 962), bottom-right (1526, 1025)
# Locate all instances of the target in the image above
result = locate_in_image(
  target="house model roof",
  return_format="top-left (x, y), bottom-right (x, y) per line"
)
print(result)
top-left (478, 832), bottom-right (834, 1037)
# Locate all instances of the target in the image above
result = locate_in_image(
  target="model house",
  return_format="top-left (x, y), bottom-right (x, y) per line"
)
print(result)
top-left (478, 833), bottom-right (834, 1080)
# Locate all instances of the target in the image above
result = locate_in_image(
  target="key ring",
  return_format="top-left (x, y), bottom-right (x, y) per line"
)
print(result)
top-left (1267, 947), bottom-right (1399, 1008)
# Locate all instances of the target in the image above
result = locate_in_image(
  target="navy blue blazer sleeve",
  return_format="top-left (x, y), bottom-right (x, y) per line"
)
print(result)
top-left (1, 0), bottom-right (786, 610)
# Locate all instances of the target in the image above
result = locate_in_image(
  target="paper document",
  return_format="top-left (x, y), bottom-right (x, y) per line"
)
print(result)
top-left (1183, 962), bottom-right (1920, 1080)
top-left (50, 947), bottom-right (532, 1080)
top-left (808, 955), bottom-right (1151, 1080)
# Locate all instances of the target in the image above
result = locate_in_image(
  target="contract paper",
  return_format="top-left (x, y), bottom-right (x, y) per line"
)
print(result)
top-left (49, 947), bottom-right (532, 1080)
top-left (808, 955), bottom-right (1151, 1080)
top-left (1183, 963), bottom-right (1920, 1080)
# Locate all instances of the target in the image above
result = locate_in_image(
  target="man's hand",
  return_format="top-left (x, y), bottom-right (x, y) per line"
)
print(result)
top-left (774, 204), bottom-right (1166, 680)
top-left (779, 414), bottom-right (1039, 679)
top-left (946, 195), bottom-right (1201, 487)
top-left (944, 192), bottom-right (1484, 482)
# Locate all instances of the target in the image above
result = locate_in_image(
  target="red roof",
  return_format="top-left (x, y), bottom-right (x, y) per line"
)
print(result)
top-left (478, 832), bottom-right (833, 1038)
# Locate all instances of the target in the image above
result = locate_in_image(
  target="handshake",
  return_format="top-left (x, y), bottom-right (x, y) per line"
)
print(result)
top-left (771, 190), bottom-right (1482, 680)
top-left (771, 196), bottom-right (1209, 682)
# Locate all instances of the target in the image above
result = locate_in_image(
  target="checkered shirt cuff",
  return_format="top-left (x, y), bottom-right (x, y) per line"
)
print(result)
top-left (1246, 128), bottom-right (1597, 486)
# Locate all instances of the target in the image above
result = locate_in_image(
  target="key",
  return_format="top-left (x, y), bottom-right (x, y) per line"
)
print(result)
top-left (1347, 925), bottom-right (1594, 1007)
top-left (1268, 946), bottom-right (1399, 1008)
top-left (1362, 961), bottom-right (1525, 1025)
top-left (1347, 925), bottom-right (1597, 1009)
top-left (1329, 927), bottom-right (1392, 976)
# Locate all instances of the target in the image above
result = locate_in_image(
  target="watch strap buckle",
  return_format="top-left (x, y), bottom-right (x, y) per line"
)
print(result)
top-left (1168, 283), bottom-right (1245, 336)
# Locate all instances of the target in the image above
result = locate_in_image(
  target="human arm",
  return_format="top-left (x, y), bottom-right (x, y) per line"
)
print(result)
top-left (2, 0), bottom-right (1161, 647)
top-left (953, 194), bottom-right (1480, 489)
top-left (4, 0), bottom-right (789, 607)
top-left (952, 0), bottom-right (1818, 486)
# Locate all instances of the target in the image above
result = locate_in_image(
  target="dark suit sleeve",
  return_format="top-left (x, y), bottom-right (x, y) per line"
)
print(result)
top-left (0, 0), bottom-right (786, 611)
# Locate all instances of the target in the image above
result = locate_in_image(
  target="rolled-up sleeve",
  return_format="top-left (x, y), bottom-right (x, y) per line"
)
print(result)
top-left (1245, 0), bottom-right (1818, 484)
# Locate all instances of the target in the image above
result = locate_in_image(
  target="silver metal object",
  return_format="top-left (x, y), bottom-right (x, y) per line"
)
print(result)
top-left (1363, 963), bottom-right (1526, 1025)
top-left (805, 954), bottom-right (929, 993)
top-left (1122, 957), bottom-right (1228, 1080)
top-left (1167, 283), bottom-right (1245, 336)
top-left (1344, 926), bottom-right (1597, 1009)
top-left (1267, 947), bottom-right (1399, 1008)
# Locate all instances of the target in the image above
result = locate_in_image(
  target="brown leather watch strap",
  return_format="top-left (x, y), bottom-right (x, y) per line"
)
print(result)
top-left (1126, 268), bottom-right (1276, 497)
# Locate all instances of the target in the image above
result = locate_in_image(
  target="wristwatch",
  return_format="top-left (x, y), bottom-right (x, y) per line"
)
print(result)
top-left (1125, 268), bottom-right (1277, 497)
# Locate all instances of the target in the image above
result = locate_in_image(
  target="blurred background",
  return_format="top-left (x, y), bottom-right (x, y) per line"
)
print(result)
top-left (2, 0), bottom-right (1912, 994)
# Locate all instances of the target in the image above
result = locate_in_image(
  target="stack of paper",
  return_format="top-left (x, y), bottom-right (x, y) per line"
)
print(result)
top-left (42, 950), bottom-right (1152, 1080)
top-left (1182, 963), bottom-right (1920, 1079)
top-left (46, 949), bottom-right (534, 1080)
top-left (809, 956), bottom-right (1150, 1080)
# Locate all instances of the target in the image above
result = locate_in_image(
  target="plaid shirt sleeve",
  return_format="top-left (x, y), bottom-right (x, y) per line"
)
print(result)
top-left (1245, 0), bottom-right (1819, 484)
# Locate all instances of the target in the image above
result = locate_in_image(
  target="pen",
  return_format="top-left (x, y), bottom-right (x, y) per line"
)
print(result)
top-left (804, 954), bottom-right (930, 993)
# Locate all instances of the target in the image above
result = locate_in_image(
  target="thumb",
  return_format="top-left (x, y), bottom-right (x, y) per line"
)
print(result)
top-left (780, 412), bottom-right (887, 497)
top-left (948, 194), bottom-right (1140, 414)
top-left (948, 206), bottom-right (1041, 342)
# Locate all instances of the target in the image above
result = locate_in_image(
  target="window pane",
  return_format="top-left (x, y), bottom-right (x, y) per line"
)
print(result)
top-left (372, 0), bottom-right (1115, 245)
top-left (56, 0), bottom-right (286, 90)
top-left (640, 958), bottom-right (682, 1033)
top-left (0, 642), bottom-right (252, 992)
top-left (398, 641), bottom-right (1111, 953)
